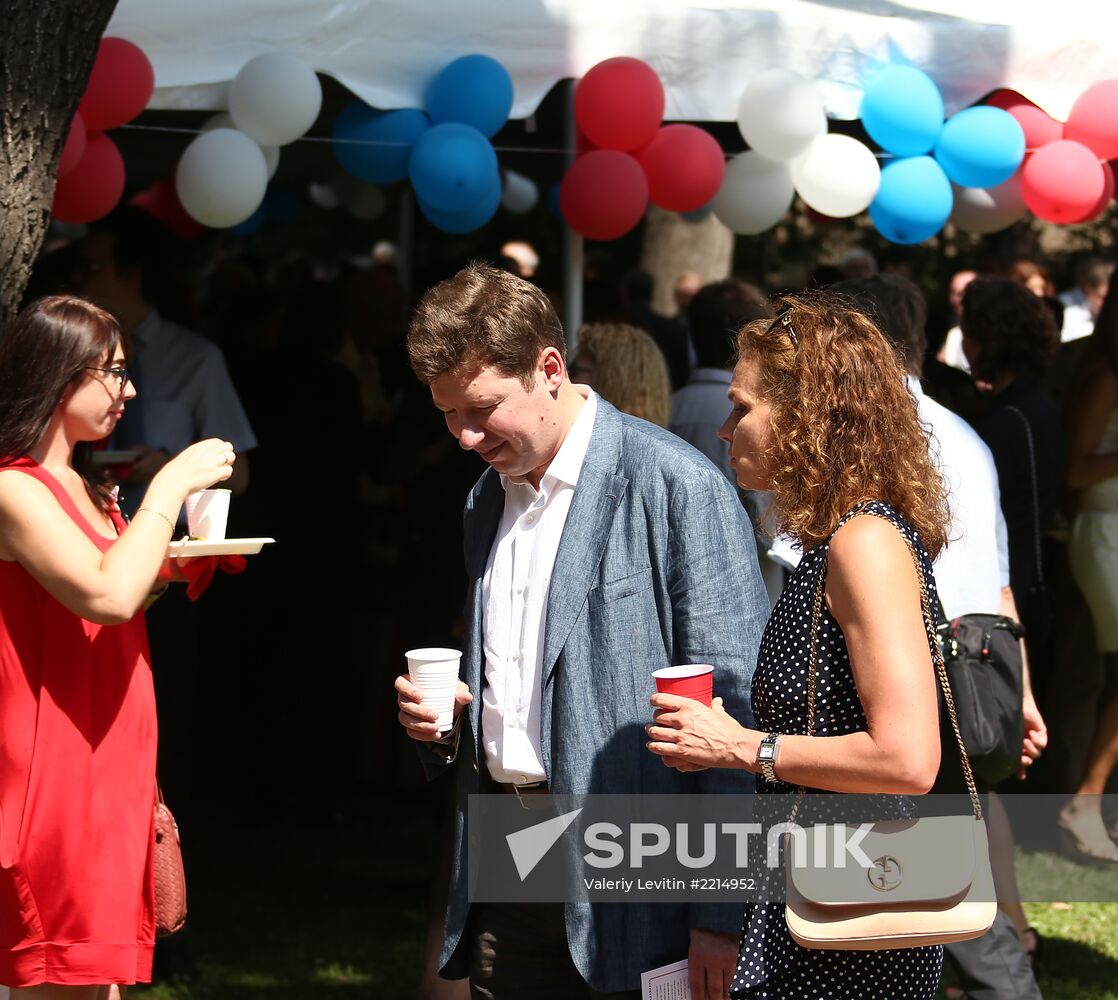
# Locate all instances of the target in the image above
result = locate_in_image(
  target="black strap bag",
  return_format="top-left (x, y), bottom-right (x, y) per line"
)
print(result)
top-left (936, 608), bottom-right (1025, 787)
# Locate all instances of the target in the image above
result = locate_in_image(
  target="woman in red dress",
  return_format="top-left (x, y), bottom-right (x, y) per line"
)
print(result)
top-left (0, 296), bottom-right (235, 998)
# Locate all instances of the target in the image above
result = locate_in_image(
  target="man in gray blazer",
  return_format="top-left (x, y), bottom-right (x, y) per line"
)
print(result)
top-left (396, 264), bottom-right (768, 998)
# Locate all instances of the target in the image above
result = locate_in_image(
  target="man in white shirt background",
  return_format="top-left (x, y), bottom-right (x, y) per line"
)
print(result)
top-left (1058, 257), bottom-right (1113, 344)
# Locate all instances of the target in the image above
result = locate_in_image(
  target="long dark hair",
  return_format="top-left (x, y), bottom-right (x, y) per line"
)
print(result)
top-left (0, 295), bottom-right (125, 511)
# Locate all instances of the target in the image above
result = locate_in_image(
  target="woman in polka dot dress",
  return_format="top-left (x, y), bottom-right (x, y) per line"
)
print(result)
top-left (647, 292), bottom-right (952, 999)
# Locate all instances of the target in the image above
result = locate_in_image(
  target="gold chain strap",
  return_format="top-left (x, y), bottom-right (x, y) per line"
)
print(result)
top-left (799, 505), bottom-right (983, 821)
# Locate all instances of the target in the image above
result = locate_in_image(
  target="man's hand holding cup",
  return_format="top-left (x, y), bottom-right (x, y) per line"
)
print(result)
top-left (396, 647), bottom-right (471, 743)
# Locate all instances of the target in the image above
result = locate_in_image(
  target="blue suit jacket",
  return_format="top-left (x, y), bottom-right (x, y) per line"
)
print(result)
top-left (423, 398), bottom-right (769, 991)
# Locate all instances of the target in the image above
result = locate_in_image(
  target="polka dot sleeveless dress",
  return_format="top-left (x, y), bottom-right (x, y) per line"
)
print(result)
top-left (731, 501), bottom-right (943, 999)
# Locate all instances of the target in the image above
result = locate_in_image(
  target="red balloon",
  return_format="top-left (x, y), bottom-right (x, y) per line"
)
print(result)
top-left (52, 131), bottom-right (125, 224)
top-left (1069, 158), bottom-right (1115, 223)
top-left (1020, 140), bottom-right (1106, 223)
top-left (560, 150), bottom-right (648, 241)
top-left (574, 57), bottom-right (663, 152)
top-left (636, 124), bottom-right (725, 212)
top-left (130, 178), bottom-right (205, 238)
top-left (985, 89), bottom-right (1062, 150)
top-left (58, 113), bottom-right (87, 178)
top-left (78, 37), bottom-right (155, 131)
top-left (1065, 80), bottom-right (1118, 160)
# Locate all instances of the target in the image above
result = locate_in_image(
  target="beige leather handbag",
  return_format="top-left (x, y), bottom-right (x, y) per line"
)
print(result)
top-left (783, 509), bottom-right (997, 950)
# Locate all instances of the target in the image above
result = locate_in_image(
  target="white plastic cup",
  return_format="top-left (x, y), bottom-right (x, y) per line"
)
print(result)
top-left (406, 647), bottom-right (463, 733)
top-left (185, 488), bottom-right (231, 540)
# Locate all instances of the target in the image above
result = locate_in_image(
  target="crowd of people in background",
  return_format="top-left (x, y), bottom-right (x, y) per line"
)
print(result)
top-left (10, 207), bottom-right (1118, 996)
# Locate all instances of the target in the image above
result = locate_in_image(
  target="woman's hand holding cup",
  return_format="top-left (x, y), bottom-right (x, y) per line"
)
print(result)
top-left (155, 439), bottom-right (237, 500)
top-left (646, 693), bottom-right (750, 772)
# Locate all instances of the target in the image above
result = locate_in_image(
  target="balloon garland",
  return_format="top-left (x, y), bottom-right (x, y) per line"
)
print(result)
top-left (49, 36), bottom-right (1118, 243)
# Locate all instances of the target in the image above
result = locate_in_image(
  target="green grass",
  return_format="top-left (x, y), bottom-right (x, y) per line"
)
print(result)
top-left (130, 793), bottom-right (439, 999)
top-left (129, 803), bottom-right (1118, 999)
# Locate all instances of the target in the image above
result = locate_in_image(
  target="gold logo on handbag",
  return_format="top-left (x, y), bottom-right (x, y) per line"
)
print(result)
top-left (867, 856), bottom-right (903, 891)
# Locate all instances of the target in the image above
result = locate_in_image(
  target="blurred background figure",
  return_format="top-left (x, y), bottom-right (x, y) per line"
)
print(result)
top-left (1062, 276), bottom-right (1118, 863)
top-left (618, 267), bottom-right (692, 390)
top-left (571, 322), bottom-right (672, 426)
top-left (499, 239), bottom-right (540, 279)
top-left (1010, 258), bottom-right (1056, 299)
top-left (668, 279), bottom-right (781, 604)
top-left (837, 246), bottom-right (878, 281)
top-left (961, 278), bottom-right (1063, 693)
top-left (937, 268), bottom-right (978, 372)
top-left (372, 240), bottom-right (399, 269)
top-left (1060, 256), bottom-right (1114, 344)
top-left (672, 270), bottom-right (704, 315)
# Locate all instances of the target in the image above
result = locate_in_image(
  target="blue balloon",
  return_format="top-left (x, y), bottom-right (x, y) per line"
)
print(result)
top-left (869, 156), bottom-right (953, 244)
top-left (426, 54), bottom-right (513, 138)
top-left (418, 172), bottom-right (501, 233)
top-left (861, 66), bottom-right (944, 157)
top-left (409, 122), bottom-right (500, 212)
top-left (934, 106), bottom-right (1025, 189)
top-left (333, 103), bottom-right (430, 183)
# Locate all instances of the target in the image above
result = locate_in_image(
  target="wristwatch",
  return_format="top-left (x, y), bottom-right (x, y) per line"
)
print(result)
top-left (757, 733), bottom-right (781, 783)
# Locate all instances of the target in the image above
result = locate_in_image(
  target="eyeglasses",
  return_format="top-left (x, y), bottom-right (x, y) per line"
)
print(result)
top-left (86, 365), bottom-right (129, 386)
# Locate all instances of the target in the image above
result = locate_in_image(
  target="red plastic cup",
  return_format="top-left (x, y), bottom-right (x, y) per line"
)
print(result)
top-left (652, 664), bottom-right (714, 706)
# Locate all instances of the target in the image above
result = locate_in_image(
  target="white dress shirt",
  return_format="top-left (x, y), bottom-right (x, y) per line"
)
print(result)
top-left (907, 376), bottom-right (1009, 617)
top-left (480, 388), bottom-right (598, 784)
top-left (940, 325), bottom-right (970, 373)
top-left (1059, 288), bottom-right (1096, 343)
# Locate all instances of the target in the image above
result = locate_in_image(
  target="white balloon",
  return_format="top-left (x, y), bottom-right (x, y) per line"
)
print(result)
top-left (229, 51), bottom-right (322, 146)
top-left (737, 69), bottom-right (827, 162)
top-left (949, 175), bottom-right (1027, 234)
top-left (176, 128), bottom-right (268, 228)
top-left (791, 134), bottom-right (880, 218)
top-left (202, 112), bottom-right (280, 179)
top-left (500, 170), bottom-right (539, 214)
top-left (711, 152), bottom-right (795, 235)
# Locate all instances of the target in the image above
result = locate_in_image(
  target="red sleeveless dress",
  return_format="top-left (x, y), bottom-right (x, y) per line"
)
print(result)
top-left (0, 457), bottom-right (156, 987)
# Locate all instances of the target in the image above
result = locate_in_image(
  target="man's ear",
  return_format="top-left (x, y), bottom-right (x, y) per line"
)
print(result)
top-left (539, 346), bottom-right (565, 391)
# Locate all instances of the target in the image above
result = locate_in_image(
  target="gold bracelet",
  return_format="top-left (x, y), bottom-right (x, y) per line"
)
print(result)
top-left (135, 506), bottom-right (176, 532)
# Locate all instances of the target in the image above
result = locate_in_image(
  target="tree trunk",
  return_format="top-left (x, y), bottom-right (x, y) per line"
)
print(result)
top-left (640, 204), bottom-right (735, 317)
top-left (0, 0), bottom-right (119, 330)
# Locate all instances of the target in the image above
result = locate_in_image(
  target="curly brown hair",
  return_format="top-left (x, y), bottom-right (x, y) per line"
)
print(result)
top-left (736, 291), bottom-right (950, 556)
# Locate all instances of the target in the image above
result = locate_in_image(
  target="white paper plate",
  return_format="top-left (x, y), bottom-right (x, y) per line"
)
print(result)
top-left (167, 537), bottom-right (275, 557)
top-left (91, 449), bottom-right (143, 465)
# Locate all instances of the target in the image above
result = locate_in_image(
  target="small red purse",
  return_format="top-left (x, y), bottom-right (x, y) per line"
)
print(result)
top-left (153, 784), bottom-right (187, 937)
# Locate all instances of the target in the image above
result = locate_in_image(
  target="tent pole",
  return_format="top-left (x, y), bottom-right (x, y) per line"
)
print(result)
top-left (562, 79), bottom-right (583, 353)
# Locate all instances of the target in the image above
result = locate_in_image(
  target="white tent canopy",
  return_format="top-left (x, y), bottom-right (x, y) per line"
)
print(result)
top-left (110, 0), bottom-right (1118, 123)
